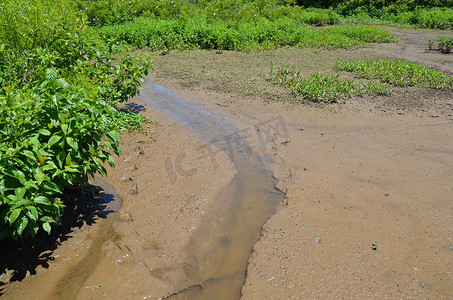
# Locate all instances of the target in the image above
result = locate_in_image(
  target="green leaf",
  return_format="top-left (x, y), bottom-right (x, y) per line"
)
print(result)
top-left (9, 208), bottom-right (21, 225)
top-left (66, 137), bottom-right (77, 150)
top-left (29, 224), bottom-right (39, 237)
top-left (48, 135), bottom-right (62, 147)
top-left (61, 124), bottom-right (68, 134)
top-left (56, 151), bottom-right (65, 169)
top-left (65, 153), bottom-right (72, 166)
top-left (15, 187), bottom-right (26, 199)
top-left (40, 216), bottom-right (56, 223)
top-left (43, 181), bottom-right (62, 194)
top-left (16, 215), bottom-right (28, 236)
top-left (46, 68), bottom-right (58, 81)
top-left (34, 196), bottom-right (51, 205)
top-left (42, 222), bottom-right (51, 234)
top-left (22, 150), bottom-right (36, 160)
top-left (107, 155), bottom-right (115, 168)
top-left (13, 170), bottom-right (26, 184)
top-left (26, 206), bottom-right (38, 222)
top-left (24, 181), bottom-right (38, 190)
top-left (107, 131), bottom-right (119, 143)
top-left (34, 172), bottom-right (45, 185)
top-left (39, 129), bottom-right (51, 136)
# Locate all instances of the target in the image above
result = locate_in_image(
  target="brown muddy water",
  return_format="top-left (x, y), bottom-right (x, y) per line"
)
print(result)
top-left (51, 177), bottom-right (122, 300)
top-left (139, 81), bottom-right (285, 299)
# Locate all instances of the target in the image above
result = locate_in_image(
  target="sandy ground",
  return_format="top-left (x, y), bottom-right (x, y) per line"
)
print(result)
top-left (150, 76), bottom-right (453, 299)
top-left (1, 26), bottom-right (452, 299)
top-left (148, 26), bottom-right (453, 299)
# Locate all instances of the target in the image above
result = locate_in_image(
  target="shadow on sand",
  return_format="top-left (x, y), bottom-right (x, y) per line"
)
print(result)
top-left (0, 183), bottom-right (117, 296)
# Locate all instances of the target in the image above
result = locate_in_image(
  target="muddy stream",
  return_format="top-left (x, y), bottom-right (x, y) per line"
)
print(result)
top-left (5, 81), bottom-right (286, 299)
top-left (138, 81), bottom-right (285, 299)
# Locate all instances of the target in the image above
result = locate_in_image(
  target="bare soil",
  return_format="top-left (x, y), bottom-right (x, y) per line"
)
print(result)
top-left (1, 26), bottom-right (452, 299)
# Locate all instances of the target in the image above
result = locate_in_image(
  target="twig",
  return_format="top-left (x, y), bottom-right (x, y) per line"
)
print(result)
top-left (158, 284), bottom-right (203, 300)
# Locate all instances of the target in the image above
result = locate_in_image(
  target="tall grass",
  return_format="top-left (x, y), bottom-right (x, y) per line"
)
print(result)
top-left (98, 18), bottom-right (396, 51)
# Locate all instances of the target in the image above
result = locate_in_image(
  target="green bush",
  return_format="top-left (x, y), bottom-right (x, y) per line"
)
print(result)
top-left (0, 0), bottom-right (153, 240)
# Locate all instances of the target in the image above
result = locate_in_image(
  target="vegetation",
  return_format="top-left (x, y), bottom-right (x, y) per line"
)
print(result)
top-left (75, 0), bottom-right (453, 30)
top-left (114, 109), bottom-right (153, 132)
top-left (99, 19), bottom-right (396, 50)
top-left (0, 0), bottom-right (152, 240)
top-left (437, 36), bottom-right (453, 54)
top-left (1, 0), bottom-right (451, 241)
top-left (271, 64), bottom-right (391, 102)
top-left (340, 6), bottom-right (453, 29)
top-left (272, 58), bottom-right (453, 102)
top-left (336, 59), bottom-right (453, 88)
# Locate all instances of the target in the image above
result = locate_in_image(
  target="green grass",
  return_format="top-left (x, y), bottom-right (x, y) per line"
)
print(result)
top-left (336, 59), bottom-right (453, 88)
top-left (113, 109), bottom-right (152, 132)
top-left (271, 64), bottom-right (392, 103)
top-left (98, 18), bottom-right (396, 51)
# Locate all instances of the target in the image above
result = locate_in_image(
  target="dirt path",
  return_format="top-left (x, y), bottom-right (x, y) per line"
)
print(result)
top-left (1, 26), bottom-right (452, 299)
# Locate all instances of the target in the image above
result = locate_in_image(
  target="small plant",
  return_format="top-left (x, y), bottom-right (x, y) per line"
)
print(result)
top-left (438, 36), bottom-right (453, 54)
top-left (428, 39), bottom-right (434, 51)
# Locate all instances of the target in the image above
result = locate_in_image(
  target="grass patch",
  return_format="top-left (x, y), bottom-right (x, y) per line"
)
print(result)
top-left (113, 109), bottom-right (153, 132)
top-left (336, 59), bottom-right (453, 88)
top-left (271, 64), bottom-right (392, 103)
top-left (99, 18), bottom-right (396, 51)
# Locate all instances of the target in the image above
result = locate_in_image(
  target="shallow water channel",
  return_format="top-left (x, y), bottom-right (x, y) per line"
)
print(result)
top-left (2, 82), bottom-right (285, 300)
top-left (139, 81), bottom-right (285, 299)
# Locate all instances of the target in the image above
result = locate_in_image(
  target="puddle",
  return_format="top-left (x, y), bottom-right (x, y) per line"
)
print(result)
top-left (140, 81), bottom-right (285, 299)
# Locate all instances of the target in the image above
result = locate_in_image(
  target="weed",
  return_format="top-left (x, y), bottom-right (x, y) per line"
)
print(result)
top-left (438, 36), bottom-right (453, 54)
top-left (271, 64), bottom-right (392, 103)
top-left (336, 59), bottom-right (453, 88)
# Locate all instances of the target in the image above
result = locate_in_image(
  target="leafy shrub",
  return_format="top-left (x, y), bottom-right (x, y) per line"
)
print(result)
top-left (336, 59), bottom-right (453, 88)
top-left (0, 0), bottom-right (153, 240)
